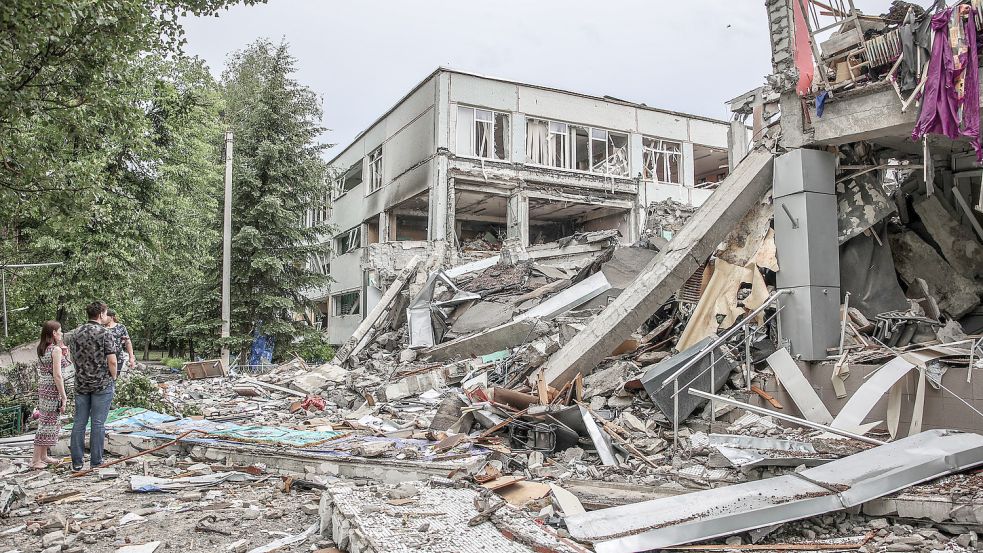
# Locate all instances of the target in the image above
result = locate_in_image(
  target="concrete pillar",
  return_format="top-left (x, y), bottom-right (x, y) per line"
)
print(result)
top-left (728, 120), bottom-right (749, 171)
top-left (428, 158), bottom-right (455, 245)
top-left (507, 192), bottom-right (529, 247)
top-left (682, 141), bottom-right (696, 188)
top-left (773, 149), bottom-right (840, 361)
top-left (511, 112), bottom-right (526, 164)
top-left (379, 210), bottom-right (394, 242)
top-left (629, 133), bottom-right (644, 179)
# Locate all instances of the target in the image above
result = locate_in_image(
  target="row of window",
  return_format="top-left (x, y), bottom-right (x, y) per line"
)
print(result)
top-left (325, 107), bottom-right (686, 207)
top-left (457, 106), bottom-right (682, 184)
top-left (303, 191), bottom-right (331, 228)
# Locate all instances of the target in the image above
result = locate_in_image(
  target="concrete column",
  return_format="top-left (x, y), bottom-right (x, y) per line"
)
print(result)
top-left (629, 133), bottom-right (644, 179)
top-left (379, 211), bottom-right (394, 242)
top-left (728, 120), bottom-right (750, 171)
top-left (682, 141), bottom-right (695, 188)
top-left (511, 112), bottom-right (526, 164)
top-left (428, 157), bottom-right (452, 242)
top-left (507, 192), bottom-right (529, 247)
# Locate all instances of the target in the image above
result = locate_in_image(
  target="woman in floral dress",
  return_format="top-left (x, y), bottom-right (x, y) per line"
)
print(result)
top-left (31, 321), bottom-right (69, 469)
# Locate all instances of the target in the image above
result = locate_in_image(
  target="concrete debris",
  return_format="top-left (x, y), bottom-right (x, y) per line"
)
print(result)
top-left (9, 8), bottom-right (983, 548)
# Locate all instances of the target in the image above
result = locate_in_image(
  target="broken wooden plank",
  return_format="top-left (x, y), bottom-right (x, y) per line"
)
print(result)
top-left (334, 255), bottom-right (422, 364)
top-left (539, 149), bottom-right (775, 387)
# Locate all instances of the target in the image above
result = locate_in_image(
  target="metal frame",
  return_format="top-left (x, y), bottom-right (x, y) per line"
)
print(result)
top-left (656, 289), bottom-right (790, 448)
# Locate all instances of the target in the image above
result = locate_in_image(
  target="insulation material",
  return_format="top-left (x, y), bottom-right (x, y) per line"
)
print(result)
top-left (836, 173), bottom-right (896, 244)
top-left (676, 260), bottom-right (769, 352)
top-left (765, 348), bottom-right (833, 424)
top-left (839, 224), bottom-right (909, 319)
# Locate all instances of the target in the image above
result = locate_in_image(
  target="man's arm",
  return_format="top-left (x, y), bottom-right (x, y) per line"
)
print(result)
top-left (123, 326), bottom-right (136, 368)
top-left (103, 329), bottom-right (119, 380)
top-left (107, 353), bottom-right (118, 380)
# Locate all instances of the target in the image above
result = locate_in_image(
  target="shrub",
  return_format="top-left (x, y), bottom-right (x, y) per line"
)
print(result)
top-left (113, 375), bottom-right (174, 415)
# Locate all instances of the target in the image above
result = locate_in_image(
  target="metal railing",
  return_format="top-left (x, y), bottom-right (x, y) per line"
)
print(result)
top-left (656, 289), bottom-right (791, 448)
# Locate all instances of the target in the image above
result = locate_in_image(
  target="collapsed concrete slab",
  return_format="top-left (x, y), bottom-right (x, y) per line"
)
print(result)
top-left (564, 429), bottom-right (983, 552)
top-left (889, 231), bottom-right (982, 319)
top-left (538, 148), bottom-right (775, 388)
top-left (423, 317), bottom-right (552, 362)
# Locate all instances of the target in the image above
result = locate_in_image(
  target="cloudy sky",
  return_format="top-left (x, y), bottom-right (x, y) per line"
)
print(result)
top-left (182, 0), bottom-right (901, 152)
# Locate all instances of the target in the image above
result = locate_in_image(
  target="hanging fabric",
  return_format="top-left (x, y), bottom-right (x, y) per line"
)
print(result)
top-left (912, 6), bottom-right (982, 161)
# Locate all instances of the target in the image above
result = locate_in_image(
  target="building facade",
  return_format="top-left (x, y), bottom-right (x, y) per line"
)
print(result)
top-left (310, 68), bottom-right (735, 345)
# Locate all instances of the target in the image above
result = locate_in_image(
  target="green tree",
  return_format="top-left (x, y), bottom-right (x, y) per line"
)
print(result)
top-left (0, 1), bottom-right (261, 349)
top-left (1, 55), bottom-right (225, 352)
top-left (220, 39), bottom-right (331, 359)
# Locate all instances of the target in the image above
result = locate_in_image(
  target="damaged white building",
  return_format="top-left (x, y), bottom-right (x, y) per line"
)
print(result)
top-left (309, 68), bottom-right (736, 345)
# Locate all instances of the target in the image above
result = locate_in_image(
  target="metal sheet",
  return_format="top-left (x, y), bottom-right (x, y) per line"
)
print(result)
top-left (830, 357), bottom-right (915, 435)
top-left (565, 430), bottom-right (983, 552)
top-left (766, 348), bottom-right (833, 424)
top-left (639, 336), bottom-right (734, 423)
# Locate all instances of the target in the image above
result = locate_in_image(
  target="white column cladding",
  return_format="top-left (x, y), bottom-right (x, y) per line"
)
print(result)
top-left (507, 192), bottom-right (529, 247)
top-left (511, 112), bottom-right (525, 164)
top-left (682, 141), bottom-right (696, 189)
top-left (629, 132), bottom-right (644, 178)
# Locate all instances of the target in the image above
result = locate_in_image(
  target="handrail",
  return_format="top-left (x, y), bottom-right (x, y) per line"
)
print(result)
top-left (688, 388), bottom-right (885, 446)
top-left (658, 289), bottom-right (790, 392)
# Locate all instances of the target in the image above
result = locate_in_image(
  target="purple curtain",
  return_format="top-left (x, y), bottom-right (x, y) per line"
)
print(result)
top-left (912, 7), bottom-right (982, 161)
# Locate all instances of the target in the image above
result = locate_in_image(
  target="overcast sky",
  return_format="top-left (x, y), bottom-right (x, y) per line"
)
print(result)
top-left (182, 0), bottom-right (902, 152)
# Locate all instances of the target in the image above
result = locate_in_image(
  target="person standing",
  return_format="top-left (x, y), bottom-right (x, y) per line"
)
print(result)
top-left (66, 301), bottom-right (118, 471)
top-left (30, 321), bottom-right (70, 469)
top-left (105, 309), bottom-right (135, 377)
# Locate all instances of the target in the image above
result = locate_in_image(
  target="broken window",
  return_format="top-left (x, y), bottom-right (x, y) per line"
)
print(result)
top-left (528, 117), bottom-right (628, 176)
top-left (332, 290), bottom-right (360, 316)
top-left (309, 252), bottom-right (330, 275)
top-left (642, 137), bottom-right (682, 184)
top-left (367, 147), bottom-right (383, 193)
top-left (457, 106), bottom-right (509, 160)
top-left (334, 226), bottom-right (361, 255)
top-left (333, 162), bottom-right (363, 199)
top-left (572, 126), bottom-right (590, 171)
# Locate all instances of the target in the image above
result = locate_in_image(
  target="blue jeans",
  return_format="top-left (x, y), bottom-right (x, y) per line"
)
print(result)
top-left (70, 382), bottom-right (115, 468)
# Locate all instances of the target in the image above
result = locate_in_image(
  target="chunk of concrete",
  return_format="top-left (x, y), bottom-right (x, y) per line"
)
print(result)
top-left (424, 318), bottom-right (552, 362)
top-left (912, 195), bottom-right (983, 280)
top-left (889, 231), bottom-right (983, 318)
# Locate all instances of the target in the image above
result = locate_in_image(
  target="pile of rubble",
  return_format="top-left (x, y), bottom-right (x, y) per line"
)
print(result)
top-left (4, 151), bottom-right (983, 552)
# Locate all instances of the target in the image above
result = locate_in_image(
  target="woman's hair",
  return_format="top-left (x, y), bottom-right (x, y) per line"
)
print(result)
top-left (37, 320), bottom-right (61, 359)
top-left (106, 309), bottom-right (117, 321)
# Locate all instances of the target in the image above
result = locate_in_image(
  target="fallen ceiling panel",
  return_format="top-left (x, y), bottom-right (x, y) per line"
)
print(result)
top-left (564, 429), bottom-right (983, 552)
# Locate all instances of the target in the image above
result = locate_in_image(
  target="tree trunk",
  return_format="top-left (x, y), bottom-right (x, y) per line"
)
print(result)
top-left (143, 327), bottom-right (152, 361)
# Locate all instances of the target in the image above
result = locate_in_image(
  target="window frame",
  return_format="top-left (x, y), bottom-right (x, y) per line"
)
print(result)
top-left (332, 161), bottom-right (364, 201)
top-left (333, 226), bottom-right (361, 256)
top-left (642, 136), bottom-right (683, 184)
top-left (366, 147), bottom-right (384, 195)
top-left (525, 116), bottom-right (630, 177)
top-left (456, 105), bottom-right (511, 161)
top-left (331, 289), bottom-right (361, 317)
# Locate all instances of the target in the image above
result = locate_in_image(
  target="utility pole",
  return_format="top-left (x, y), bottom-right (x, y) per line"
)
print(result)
top-left (221, 131), bottom-right (233, 367)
